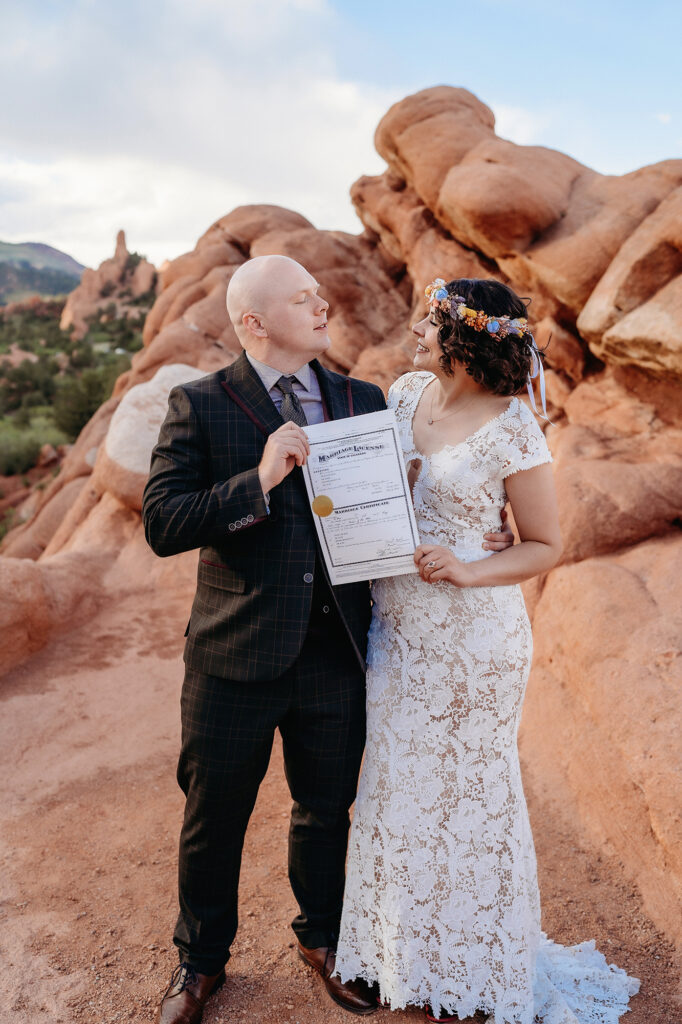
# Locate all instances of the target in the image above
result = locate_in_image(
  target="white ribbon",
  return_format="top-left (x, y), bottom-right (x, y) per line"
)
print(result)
top-left (526, 336), bottom-right (552, 423)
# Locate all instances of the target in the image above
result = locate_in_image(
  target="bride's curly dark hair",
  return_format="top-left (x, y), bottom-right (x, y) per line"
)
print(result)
top-left (432, 278), bottom-right (540, 395)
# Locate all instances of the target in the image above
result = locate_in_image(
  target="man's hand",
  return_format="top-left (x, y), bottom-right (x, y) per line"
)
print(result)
top-left (483, 507), bottom-right (515, 552)
top-left (258, 422), bottom-right (310, 495)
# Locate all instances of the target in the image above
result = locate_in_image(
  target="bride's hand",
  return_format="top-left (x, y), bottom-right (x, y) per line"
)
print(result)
top-left (414, 544), bottom-right (475, 587)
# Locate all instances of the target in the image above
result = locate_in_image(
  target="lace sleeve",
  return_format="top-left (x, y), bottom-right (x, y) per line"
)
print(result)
top-left (498, 399), bottom-right (553, 478)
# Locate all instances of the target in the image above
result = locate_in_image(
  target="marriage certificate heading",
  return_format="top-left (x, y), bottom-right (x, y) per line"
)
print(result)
top-left (302, 410), bottom-right (420, 585)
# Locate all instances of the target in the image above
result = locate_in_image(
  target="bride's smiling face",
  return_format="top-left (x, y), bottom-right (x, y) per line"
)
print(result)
top-left (412, 313), bottom-right (444, 373)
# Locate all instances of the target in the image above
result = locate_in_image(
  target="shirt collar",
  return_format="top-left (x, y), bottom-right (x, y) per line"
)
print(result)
top-left (245, 351), bottom-right (312, 393)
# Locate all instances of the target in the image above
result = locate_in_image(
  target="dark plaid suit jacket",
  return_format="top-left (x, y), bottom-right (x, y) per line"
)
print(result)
top-left (142, 351), bottom-right (386, 682)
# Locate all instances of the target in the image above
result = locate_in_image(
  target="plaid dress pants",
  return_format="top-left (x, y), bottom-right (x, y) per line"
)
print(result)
top-left (173, 579), bottom-right (367, 974)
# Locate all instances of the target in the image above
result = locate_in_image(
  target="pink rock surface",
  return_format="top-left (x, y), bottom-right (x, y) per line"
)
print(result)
top-left (371, 88), bottom-right (682, 324)
top-left (577, 185), bottom-right (682, 378)
top-left (0, 477), bottom-right (88, 560)
top-left (549, 372), bottom-right (682, 564)
top-left (521, 532), bottom-right (682, 946)
top-left (0, 552), bottom-right (103, 676)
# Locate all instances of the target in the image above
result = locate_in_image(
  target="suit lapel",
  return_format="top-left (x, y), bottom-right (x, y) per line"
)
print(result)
top-left (221, 353), bottom-right (353, 432)
top-left (311, 359), bottom-right (352, 422)
top-left (220, 351), bottom-right (284, 436)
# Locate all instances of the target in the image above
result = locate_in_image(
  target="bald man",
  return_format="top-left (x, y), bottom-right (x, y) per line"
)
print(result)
top-left (143, 256), bottom-right (387, 1022)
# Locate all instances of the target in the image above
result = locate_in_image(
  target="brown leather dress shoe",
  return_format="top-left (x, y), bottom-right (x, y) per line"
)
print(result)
top-left (157, 962), bottom-right (226, 1024)
top-left (297, 942), bottom-right (377, 1015)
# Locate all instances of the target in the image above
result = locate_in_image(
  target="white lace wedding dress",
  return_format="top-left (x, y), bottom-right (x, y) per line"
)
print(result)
top-left (335, 372), bottom-right (639, 1024)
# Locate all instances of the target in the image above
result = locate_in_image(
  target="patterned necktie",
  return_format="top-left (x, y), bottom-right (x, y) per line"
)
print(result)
top-left (275, 375), bottom-right (308, 426)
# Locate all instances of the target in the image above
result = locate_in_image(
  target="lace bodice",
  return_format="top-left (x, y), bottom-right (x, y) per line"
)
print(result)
top-left (389, 371), bottom-right (552, 560)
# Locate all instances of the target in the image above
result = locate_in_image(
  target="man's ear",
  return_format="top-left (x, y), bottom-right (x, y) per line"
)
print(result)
top-left (243, 312), bottom-right (267, 338)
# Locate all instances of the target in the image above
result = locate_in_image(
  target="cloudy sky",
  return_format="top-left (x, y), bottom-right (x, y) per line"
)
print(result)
top-left (1, 0), bottom-right (680, 268)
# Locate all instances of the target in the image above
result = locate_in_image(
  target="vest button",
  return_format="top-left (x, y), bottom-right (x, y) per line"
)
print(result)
top-left (303, 572), bottom-right (314, 584)
top-left (322, 605), bottom-right (330, 614)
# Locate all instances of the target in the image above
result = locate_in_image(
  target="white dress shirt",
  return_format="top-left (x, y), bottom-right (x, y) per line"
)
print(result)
top-left (245, 352), bottom-right (326, 507)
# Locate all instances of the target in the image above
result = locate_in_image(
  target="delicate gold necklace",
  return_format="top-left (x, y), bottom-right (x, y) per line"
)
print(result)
top-left (428, 390), bottom-right (477, 426)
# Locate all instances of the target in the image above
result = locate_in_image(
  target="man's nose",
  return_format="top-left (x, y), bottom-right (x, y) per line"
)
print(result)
top-left (316, 295), bottom-right (329, 313)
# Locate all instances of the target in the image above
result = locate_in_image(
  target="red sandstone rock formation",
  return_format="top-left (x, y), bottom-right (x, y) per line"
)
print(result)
top-left (60, 230), bottom-right (157, 339)
top-left (2, 86), bottom-right (681, 953)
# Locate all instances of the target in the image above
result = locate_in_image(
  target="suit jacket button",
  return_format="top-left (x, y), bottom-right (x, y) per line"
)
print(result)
top-left (240, 517), bottom-right (249, 525)
top-left (322, 604), bottom-right (330, 614)
top-left (247, 514), bottom-right (254, 523)
top-left (303, 572), bottom-right (314, 584)
top-left (228, 523), bottom-right (236, 532)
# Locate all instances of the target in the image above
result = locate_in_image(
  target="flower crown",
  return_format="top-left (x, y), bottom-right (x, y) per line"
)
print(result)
top-left (424, 278), bottom-right (531, 340)
top-left (424, 277), bottom-right (551, 422)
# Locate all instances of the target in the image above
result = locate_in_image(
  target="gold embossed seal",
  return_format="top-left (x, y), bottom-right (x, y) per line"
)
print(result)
top-left (312, 495), bottom-right (334, 517)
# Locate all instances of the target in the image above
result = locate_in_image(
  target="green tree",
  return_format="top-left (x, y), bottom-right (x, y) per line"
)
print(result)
top-left (0, 356), bottom-right (58, 414)
top-left (53, 358), bottom-right (128, 439)
top-left (69, 342), bottom-right (95, 368)
top-left (53, 370), bottom-right (106, 438)
top-left (0, 427), bottom-right (41, 475)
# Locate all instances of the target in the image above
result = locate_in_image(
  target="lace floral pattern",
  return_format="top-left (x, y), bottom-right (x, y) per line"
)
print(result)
top-left (335, 373), bottom-right (639, 1023)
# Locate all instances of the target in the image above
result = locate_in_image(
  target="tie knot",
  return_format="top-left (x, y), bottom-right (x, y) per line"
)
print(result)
top-left (276, 375), bottom-right (298, 396)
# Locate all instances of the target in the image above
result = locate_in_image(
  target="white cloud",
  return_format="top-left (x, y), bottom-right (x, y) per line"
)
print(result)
top-left (490, 104), bottom-right (550, 146)
top-left (0, 1), bottom-right (397, 268)
top-left (0, 89), bottom-right (391, 270)
top-left (169, 0), bottom-right (333, 42)
top-left (654, 112), bottom-right (672, 124)
top-left (0, 154), bottom-right (252, 267)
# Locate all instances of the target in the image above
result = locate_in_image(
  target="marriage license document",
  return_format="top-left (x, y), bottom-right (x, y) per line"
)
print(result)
top-left (302, 410), bottom-right (420, 585)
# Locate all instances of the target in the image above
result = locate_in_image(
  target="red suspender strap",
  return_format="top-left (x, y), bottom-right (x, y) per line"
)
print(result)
top-left (346, 377), bottom-right (354, 417)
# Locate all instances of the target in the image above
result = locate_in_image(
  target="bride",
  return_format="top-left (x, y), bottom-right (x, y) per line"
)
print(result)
top-left (335, 278), bottom-right (639, 1024)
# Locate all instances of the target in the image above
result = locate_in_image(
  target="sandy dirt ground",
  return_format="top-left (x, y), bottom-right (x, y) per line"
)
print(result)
top-left (2, 591), bottom-right (680, 1024)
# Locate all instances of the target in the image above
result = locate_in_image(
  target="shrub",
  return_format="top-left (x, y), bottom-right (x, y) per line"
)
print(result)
top-left (129, 287), bottom-right (157, 308)
top-left (0, 417), bottom-right (68, 475)
top-left (0, 356), bottom-right (58, 414)
top-left (82, 311), bottom-right (144, 352)
top-left (14, 406), bottom-right (31, 428)
top-left (53, 372), bottom-right (106, 439)
top-left (69, 342), bottom-right (96, 368)
top-left (0, 508), bottom-right (16, 542)
top-left (53, 356), bottom-right (129, 439)
top-left (0, 303), bottom-right (67, 355)
top-left (0, 429), bottom-right (41, 475)
top-left (126, 251), bottom-right (144, 272)
top-left (21, 392), bottom-right (47, 409)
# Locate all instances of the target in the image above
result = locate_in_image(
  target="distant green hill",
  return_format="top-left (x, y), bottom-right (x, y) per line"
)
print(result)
top-left (0, 241), bottom-right (85, 304)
